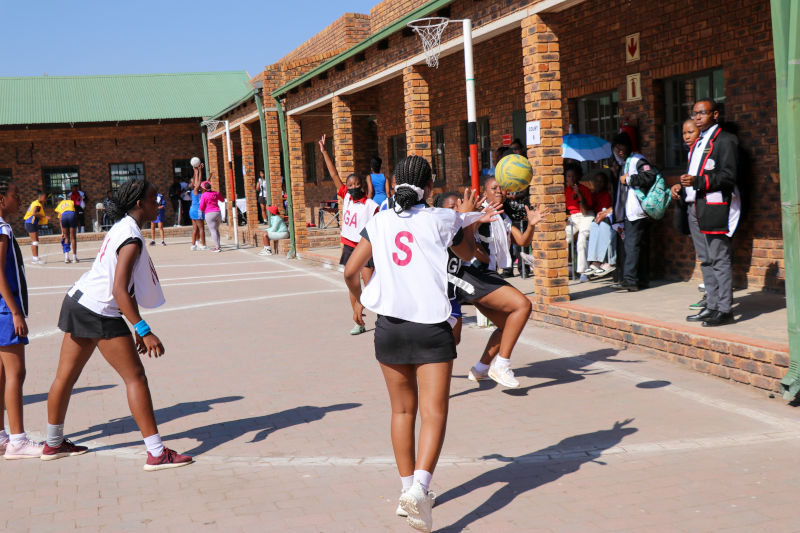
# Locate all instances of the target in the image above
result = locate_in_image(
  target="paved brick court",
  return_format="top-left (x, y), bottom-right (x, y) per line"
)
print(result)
top-left (2, 238), bottom-right (799, 532)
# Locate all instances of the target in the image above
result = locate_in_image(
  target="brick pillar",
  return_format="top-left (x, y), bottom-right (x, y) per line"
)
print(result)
top-left (332, 96), bottom-right (354, 176)
top-left (522, 14), bottom-right (568, 304)
top-left (239, 122), bottom-right (259, 231)
top-left (403, 65), bottom-right (432, 160)
top-left (287, 115), bottom-right (309, 251)
top-left (265, 108), bottom-right (283, 213)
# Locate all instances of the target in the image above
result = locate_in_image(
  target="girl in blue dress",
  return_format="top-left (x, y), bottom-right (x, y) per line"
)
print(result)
top-left (367, 157), bottom-right (389, 207)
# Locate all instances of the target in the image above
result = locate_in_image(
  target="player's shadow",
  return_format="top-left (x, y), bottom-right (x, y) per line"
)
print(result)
top-left (92, 403), bottom-right (361, 456)
top-left (24, 384), bottom-right (116, 405)
top-left (451, 348), bottom-right (636, 399)
top-left (435, 419), bottom-right (638, 532)
top-left (69, 395), bottom-right (244, 442)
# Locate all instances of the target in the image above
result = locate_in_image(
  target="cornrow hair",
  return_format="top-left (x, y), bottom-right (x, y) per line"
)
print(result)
top-left (433, 191), bottom-right (460, 208)
top-left (393, 155), bottom-right (432, 212)
top-left (106, 178), bottom-right (150, 222)
top-left (0, 175), bottom-right (13, 197)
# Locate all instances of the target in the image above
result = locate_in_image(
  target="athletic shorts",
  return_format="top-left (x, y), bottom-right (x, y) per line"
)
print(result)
top-left (57, 293), bottom-right (130, 339)
top-left (60, 211), bottom-right (78, 229)
top-left (339, 243), bottom-right (374, 269)
top-left (154, 209), bottom-right (166, 224)
top-left (374, 315), bottom-right (456, 365)
top-left (0, 311), bottom-right (28, 346)
top-left (454, 266), bottom-right (510, 304)
top-left (258, 197), bottom-right (267, 205)
top-left (189, 208), bottom-right (203, 221)
top-left (24, 222), bottom-right (39, 234)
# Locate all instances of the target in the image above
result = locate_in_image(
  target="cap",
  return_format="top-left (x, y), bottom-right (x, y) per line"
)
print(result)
top-left (267, 205), bottom-right (279, 216)
top-left (200, 181), bottom-right (212, 191)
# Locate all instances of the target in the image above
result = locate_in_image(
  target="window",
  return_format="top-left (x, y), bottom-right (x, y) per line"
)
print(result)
top-left (576, 91), bottom-right (620, 143)
top-left (389, 134), bottom-right (407, 173)
top-left (110, 163), bottom-right (145, 192)
top-left (431, 126), bottom-right (447, 187)
top-left (662, 68), bottom-right (725, 169)
top-left (42, 167), bottom-right (79, 206)
top-left (304, 142), bottom-right (317, 183)
top-left (477, 116), bottom-right (491, 172)
top-left (0, 169), bottom-right (10, 179)
top-left (322, 137), bottom-right (334, 181)
top-left (173, 159), bottom-right (193, 182)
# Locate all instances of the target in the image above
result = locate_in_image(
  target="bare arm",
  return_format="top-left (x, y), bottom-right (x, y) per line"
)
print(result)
top-left (510, 204), bottom-right (551, 246)
top-left (113, 242), bottom-right (164, 358)
top-left (319, 135), bottom-right (342, 189)
top-left (343, 238), bottom-right (373, 326)
top-left (384, 178), bottom-right (391, 199)
top-left (0, 235), bottom-right (26, 336)
top-left (366, 176), bottom-right (374, 199)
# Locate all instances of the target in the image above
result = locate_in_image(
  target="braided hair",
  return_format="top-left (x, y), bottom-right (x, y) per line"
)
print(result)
top-left (106, 178), bottom-right (150, 222)
top-left (393, 156), bottom-right (432, 212)
top-left (433, 191), bottom-right (459, 209)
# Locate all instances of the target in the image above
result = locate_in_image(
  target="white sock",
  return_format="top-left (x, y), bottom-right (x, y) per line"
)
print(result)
top-left (9, 432), bottom-right (26, 446)
top-left (474, 361), bottom-right (490, 372)
top-left (493, 356), bottom-right (511, 369)
top-left (413, 470), bottom-right (432, 491)
top-left (143, 433), bottom-right (164, 457)
top-left (0, 429), bottom-right (8, 442)
top-left (32, 256), bottom-right (38, 260)
top-left (401, 475), bottom-right (414, 491)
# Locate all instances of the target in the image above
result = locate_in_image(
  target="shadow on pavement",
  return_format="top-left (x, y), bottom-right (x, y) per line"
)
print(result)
top-left (451, 348), bottom-right (637, 399)
top-left (435, 419), bottom-right (638, 532)
top-left (24, 384), bottom-right (117, 405)
top-left (89, 402), bottom-right (361, 456)
top-left (70, 395), bottom-right (244, 442)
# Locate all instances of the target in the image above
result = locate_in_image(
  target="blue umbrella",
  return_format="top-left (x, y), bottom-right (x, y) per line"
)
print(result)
top-left (562, 134), bottom-right (612, 162)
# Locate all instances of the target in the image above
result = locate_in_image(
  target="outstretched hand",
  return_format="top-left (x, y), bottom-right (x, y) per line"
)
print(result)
top-left (319, 134), bottom-right (327, 153)
top-left (478, 202), bottom-right (504, 224)
top-left (456, 187), bottom-right (483, 213)
top-left (525, 204), bottom-right (550, 226)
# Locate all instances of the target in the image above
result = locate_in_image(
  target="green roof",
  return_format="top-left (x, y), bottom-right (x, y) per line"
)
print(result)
top-left (0, 71), bottom-right (253, 126)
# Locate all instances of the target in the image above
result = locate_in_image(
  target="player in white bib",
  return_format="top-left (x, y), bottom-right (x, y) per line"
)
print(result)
top-left (319, 134), bottom-right (380, 335)
top-left (42, 178), bottom-right (193, 471)
top-left (345, 156), bottom-right (498, 532)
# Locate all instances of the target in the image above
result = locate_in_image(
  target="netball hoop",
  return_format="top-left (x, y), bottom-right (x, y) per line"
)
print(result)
top-left (201, 119), bottom-right (239, 248)
top-left (408, 17), bottom-right (480, 191)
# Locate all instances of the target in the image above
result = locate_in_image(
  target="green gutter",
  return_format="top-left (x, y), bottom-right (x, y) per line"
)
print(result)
top-left (271, 0), bottom-right (454, 98)
top-left (209, 88), bottom-right (257, 121)
top-left (772, 0), bottom-right (800, 400)
top-left (274, 97), bottom-right (297, 258)
top-left (201, 127), bottom-right (210, 181)
top-left (254, 91), bottom-right (273, 205)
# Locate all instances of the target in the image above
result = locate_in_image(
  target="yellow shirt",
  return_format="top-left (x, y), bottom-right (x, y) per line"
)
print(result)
top-left (55, 199), bottom-right (75, 218)
top-left (23, 200), bottom-right (49, 225)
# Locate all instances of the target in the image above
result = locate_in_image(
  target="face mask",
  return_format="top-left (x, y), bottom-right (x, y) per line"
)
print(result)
top-left (613, 152), bottom-right (625, 165)
top-left (348, 188), bottom-right (364, 199)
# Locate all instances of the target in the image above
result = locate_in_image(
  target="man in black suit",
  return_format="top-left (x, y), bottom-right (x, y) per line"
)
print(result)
top-left (680, 99), bottom-right (739, 327)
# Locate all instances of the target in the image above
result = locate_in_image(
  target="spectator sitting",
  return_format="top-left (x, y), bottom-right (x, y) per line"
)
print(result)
top-left (585, 170), bottom-right (616, 279)
top-left (564, 163), bottom-right (594, 281)
top-left (258, 206), bottom-right (289, 256)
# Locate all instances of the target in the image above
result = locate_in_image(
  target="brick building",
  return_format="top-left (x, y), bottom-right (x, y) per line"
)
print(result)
top-left (0, 71), bottom-right (253, 235)
top-left (207, 0), bottom-right (788, 390)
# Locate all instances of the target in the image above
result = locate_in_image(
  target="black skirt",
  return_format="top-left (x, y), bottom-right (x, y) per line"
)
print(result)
top-left (339, 243), bottom-right (374, 269)
top-left (374, 315), bottom-right (456, 365)
top-left (454, 265), bottom-right (510, 303)
top-left (58, 294), bottom-right (131, 339)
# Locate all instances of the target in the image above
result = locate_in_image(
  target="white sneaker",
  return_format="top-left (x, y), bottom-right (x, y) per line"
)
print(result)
top-left (397, 489), bottom-right (435, 517)
top-left (258, 248), bottom-right (270, 256)
top-left (64, 254), bottom-right (70, 263)
top-left (190, 245), bottom-right (197, 251)
top-left (488, 364), bottom-right (520, 388)
top-left (198, 245), bottom-right (209, 250)
top-left (4, 438), bottom-right (44, 459)
top-left (399, 482), bottom-right (434, 532)
top-left (31, 258), bottom-right (40, 265)
top-left (467, 365), bottom-right (489, 382)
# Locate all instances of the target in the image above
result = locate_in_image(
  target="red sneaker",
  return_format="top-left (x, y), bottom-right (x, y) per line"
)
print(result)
top-left (143, 448), bottom-right (193, 471)
top-left (41, 439), bottom-right (89, 461)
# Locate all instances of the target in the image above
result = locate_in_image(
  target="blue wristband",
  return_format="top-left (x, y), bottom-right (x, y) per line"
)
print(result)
top-left (134, 320), bottom-right (151, 337)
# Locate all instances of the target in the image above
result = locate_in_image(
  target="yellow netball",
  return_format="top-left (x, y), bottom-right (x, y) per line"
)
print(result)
top-left (494, 154), bottom-right (533, 192)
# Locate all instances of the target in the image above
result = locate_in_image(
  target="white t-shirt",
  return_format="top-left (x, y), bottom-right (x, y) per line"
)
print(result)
top-left (71, 216), bottom-right (165, 316)
top-left (341, 193), bottom-right (379, 244)
top-left (361, 206), bottom-right (481, 324)
top-left (257, 178), bottom-right (267, 198)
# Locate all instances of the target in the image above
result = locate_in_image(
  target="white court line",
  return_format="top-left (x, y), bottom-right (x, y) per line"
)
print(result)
top-left (237, 248), bottom-right (347, 289)
top-left (29, 270), bottom-right (298, 291)
top-left (41, 259), bottom-right (268, 270)
top-left (494, 331), bottom-right (800, 430)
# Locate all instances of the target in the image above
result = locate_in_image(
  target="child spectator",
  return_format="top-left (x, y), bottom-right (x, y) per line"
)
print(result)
top-left (258, 206), bottom-right (289, 256)
top-left (564, 163), bottom-right (594, 280)
top-left (586, 171), bottom-right (616, 279)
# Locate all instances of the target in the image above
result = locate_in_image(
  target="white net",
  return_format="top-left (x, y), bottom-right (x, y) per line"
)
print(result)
top-left (201, 120), bottom-right (221, 134)
top-left (408, 17), bottom-right (449, 68)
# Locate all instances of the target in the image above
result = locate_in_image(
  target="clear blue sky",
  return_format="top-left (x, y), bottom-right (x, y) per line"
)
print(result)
top-left (1, 0), bottom-right (377, 78)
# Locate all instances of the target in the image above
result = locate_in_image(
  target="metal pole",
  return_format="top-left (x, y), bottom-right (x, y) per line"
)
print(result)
top-left (201, 126), bottom-right (210, 182)
top-left (254, 91), bottom-right (273, 206)
top-left (224, 120), bottom-right (239, 249)
top-left (462, 18), bottom-right (480, 192)
top-left (273, 97), bottom-right (297, 259)
top-left (772, 0), bottom-right (800, 399)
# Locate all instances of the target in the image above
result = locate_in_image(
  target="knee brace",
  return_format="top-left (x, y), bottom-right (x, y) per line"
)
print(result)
top-left (31, 241), bottom-right (39, 246)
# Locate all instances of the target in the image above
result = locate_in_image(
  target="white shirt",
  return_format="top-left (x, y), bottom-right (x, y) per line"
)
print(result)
top-left (476, 211), bottom-right (512, 270)
top-left (361, 206), bottom-right (481, 324)
top-left (685, 124), bottom-right (719, 203)
top-left (623, 154), bottom-right (647, 222)
top-left (71, 216), bottom-right (165, 316)
top-left (341, 193), bottom-right (379, 244)
top-left (257, 178), bottom-right (267, 198)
